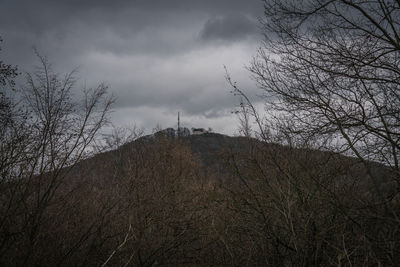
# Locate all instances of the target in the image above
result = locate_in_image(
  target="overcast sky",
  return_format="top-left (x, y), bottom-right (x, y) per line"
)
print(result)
top-left (0, 0), bottom-right (264, 135)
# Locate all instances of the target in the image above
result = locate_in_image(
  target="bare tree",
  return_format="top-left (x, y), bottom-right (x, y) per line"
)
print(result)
top-left (250, 0), bottom-right (400, 182)
top-left (0, 50), bottom-right (114, 265)
top-left (94, 124), bottom-right (145, 153)
top-left (223, 1), bottom-right (400, 265)
top-left (0, 37), bottom-right (21, 181)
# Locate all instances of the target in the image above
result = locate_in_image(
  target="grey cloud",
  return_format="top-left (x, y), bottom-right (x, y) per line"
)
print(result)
top-left (200, 14), bottom-right (259, 41)
top-left (0, 0), bottom-right (262, 31)
top-left (0, 0), bottom-right (264, 134)
top-left (0, 0), bottom-right (263, 58)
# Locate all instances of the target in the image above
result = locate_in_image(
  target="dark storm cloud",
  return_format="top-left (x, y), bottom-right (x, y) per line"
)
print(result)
top-left (1, 0), bottom-right (262, 33)
top-left (0, 0), bottom-right (264, 134)
top-left (200, 14), bottom-right (258, 41)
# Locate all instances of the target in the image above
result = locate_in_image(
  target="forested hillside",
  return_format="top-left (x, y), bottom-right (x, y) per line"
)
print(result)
top-left (1, 130), bottom-right (398, 266)
top-left (1, 0), bottom-right (400, 265)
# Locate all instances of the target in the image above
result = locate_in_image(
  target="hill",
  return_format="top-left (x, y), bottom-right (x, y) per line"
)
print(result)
top-left (1, 130), bottom-right (399, 266)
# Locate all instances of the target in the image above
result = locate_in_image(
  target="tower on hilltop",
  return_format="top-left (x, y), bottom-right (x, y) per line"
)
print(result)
top-left (177, 111), bottom-right (180, 137)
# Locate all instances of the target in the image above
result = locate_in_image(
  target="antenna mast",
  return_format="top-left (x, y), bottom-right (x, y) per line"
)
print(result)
top-left (177, 111), bottom-right (180, 137)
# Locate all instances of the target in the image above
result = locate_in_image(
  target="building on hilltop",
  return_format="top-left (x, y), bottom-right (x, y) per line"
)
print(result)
top-left (156, 127), bottom-right (190, 138)
top-left (152, 126), bottom-right (213, 139)
top-left (191, 128), bottom-right (207, 135)
top-left (174, 112), bottom-right (213, 136)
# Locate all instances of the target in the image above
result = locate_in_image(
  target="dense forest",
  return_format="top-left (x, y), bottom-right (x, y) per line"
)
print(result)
top-left (1, 0), bottom-right (400, 266)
